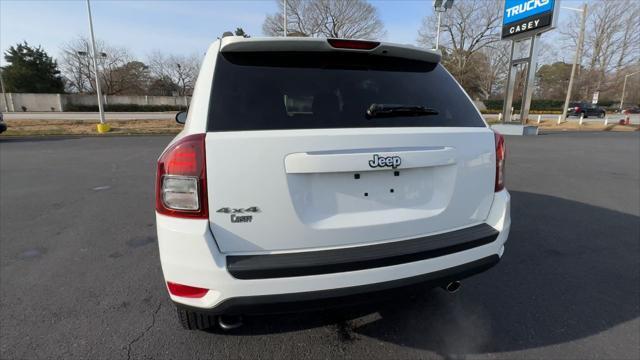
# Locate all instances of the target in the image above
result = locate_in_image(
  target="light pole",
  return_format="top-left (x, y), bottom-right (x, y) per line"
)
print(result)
top-left (432, 0), bottom-right (453, 50)
top-left (86, 0), bottom-right (109, 132)
top-left (283, 0), bottom-right (287, 37)
top-left (560, 3), bottom-right (587, 123)
top-left (619, 71), bottom-right (640, 111)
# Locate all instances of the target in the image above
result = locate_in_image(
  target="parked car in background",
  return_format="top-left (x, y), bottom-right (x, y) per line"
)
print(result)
top-left (155, 36), bottom-right (511, 331)
top-left (621, 106), bottom-right (640, 115)
top-left (0, 112), bottom-right (7, 134)
top-left (567, 102), bottom-right (606, 118)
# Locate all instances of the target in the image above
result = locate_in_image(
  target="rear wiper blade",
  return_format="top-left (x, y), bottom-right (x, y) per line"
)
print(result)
top-left (366, 104), bottom-right (439, 118)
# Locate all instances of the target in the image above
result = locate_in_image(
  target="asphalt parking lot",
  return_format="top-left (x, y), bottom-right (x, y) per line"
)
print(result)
top-left (1, 132), bottom-right (639, 360)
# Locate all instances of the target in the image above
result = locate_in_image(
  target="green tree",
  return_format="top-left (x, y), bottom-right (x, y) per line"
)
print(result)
top-left (2, 42), bottom-right (65, 93)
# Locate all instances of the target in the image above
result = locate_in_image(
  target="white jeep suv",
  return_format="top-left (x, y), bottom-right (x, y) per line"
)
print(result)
top-left (155, 36), bottom-right (510, 330)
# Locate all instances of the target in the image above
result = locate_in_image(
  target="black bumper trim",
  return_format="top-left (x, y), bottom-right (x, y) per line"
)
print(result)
top-left (227, 224), bottom-right (498, 279)
top-left (176, 254), bottom-right (500, 316)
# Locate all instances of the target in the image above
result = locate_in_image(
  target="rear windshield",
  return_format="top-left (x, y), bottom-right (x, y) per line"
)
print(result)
top-left (208, 52), bottom-right (485, 131)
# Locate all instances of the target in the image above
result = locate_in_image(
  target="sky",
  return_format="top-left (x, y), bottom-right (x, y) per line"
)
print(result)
top-left (0, 0), bottom-right (585, 65)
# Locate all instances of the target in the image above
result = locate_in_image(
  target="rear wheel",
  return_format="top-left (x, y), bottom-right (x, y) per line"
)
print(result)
top-left (176, 307), bottom-right (216, 330)
top-left (582, 111), bottom-right (588, 118)
top-left (598, 111), bottom-right (605, 118)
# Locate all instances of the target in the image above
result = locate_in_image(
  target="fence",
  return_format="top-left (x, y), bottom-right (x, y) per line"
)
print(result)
top-left (0, 93), bottom-right (191, 112)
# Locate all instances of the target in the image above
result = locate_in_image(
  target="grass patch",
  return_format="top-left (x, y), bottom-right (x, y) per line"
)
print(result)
top-left (2, 119), bottom-right (182, 137)
top-left (524, 119), bottom-right (639, 132)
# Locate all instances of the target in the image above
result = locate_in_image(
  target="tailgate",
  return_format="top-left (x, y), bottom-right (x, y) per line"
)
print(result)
top-left (206, 128), bottom-right (495, 253)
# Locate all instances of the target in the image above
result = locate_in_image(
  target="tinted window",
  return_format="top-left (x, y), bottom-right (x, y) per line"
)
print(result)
top-left (208, 52), bottom-right (485, 131)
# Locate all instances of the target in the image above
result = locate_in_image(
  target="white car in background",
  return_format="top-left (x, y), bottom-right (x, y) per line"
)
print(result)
top-left (155, 36), bottom-right (510, 330)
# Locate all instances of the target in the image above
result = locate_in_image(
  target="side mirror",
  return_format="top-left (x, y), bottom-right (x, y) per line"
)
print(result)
top-left (175, 111), bottom-right (187, 124)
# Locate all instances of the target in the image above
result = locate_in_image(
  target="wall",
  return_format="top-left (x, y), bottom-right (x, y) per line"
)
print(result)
top-left (1, 93), bottom-right (63, 112)
top-left (1, 93), bottom-right (191, 112)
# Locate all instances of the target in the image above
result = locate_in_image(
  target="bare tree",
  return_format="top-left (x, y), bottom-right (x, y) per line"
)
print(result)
top-left (479, 41), bottom-right (511, 99)
top-left (147, 51), bottom-right (201, 96)
top-left (560, 0), bottom-right (640, 100)
top-left (59, 37), bottom-right (138, 94)
top-left (59, 39), bottom-right (91, 93)
top-left (614, 3), bottom-right (640, 70)
top-left (418, 0), bottom-right (502, 98)
top-left (585, 1), bottom-right (626, 92)
top-left (263, 0), bottom-right (385, 39)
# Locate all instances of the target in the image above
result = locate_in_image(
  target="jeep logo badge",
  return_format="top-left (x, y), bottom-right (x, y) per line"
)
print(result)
top-left (368, 154), bottom-right (401, 169)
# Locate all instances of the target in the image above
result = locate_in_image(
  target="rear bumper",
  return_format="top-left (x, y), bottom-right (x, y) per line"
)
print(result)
top-left (157, 190), bottom-right (510, 313)
top-left (177, 255), bottom-right (499, 316)
top-left (227, 224), bottom-right (498, 280)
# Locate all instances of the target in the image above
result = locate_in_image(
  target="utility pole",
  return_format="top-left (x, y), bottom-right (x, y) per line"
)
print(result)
top-left (283, 0), bottom-right (287, 37)
top-left (561, 3), bottom-right (587, 123)
top-left (86, 0), bottom-right (109, 132)
top-left (619, 71), bottom-right (640, 111)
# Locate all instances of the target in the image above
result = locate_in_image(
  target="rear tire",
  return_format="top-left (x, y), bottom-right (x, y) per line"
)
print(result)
top-left (176, 307), bottom-right (216, 330)
top-left (582, 112), bottom-right (588, 118)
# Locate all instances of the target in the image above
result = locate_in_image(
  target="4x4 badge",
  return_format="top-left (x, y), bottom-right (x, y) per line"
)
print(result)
top-left (216, 207), bottom-right (260, 223)
top-left (216, 207), bottom-right (260, 214)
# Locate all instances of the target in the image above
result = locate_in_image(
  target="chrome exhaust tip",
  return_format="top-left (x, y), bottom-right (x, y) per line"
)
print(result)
top-left (444, 281), bottom-right (461, 293)
top-left (218, 315), bottom-right (243, 330)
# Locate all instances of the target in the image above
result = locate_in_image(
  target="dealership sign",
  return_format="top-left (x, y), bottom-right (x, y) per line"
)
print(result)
top-left (502, 0), bottom-right (559, 39)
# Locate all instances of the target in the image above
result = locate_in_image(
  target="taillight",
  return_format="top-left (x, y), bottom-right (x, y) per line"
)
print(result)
top-left (155, 134), bottom-right (208, 218)
top-left (166, 282), bottom-right (208, 298)
top-left (327, 39), bottom-right (380, 50)
top-left (574, 106), bottom-right (580, 111)
top-left (494, 131), bottom-right (506, 192)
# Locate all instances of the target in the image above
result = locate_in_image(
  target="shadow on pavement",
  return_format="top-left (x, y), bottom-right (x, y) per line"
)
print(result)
top-left (217, 191), bottom-right (640, 356)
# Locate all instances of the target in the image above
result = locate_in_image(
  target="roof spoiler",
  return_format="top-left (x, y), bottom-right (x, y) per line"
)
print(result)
top-left (219, 37), bottom-right (441, 64)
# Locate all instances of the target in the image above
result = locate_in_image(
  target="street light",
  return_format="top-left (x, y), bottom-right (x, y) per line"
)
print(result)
top-left (433, 0), bottom-right (454, 50)
top-left (620, 71), bottom-right (640, 110)
top-left (77, 50), bottom-right (106, 58)
top-left (560, 4), bottom-right (587, 123)
top-left (85, 0), bottom-right (109, 133)
top-left (77, 50), bottom-right (107, 94)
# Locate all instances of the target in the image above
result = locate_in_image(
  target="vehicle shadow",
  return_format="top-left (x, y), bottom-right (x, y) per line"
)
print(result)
top-left (217, 191), bottom-right (640, 355)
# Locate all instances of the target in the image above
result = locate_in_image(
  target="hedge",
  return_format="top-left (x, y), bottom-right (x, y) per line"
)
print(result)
top-left (64, 104), bottom-right (185, 112)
